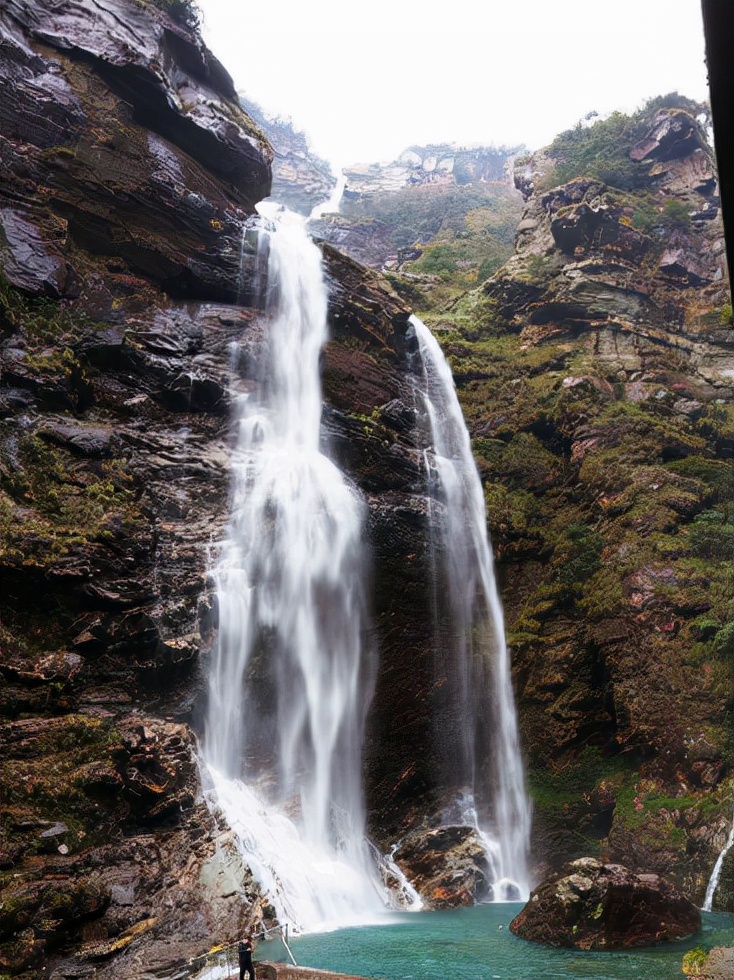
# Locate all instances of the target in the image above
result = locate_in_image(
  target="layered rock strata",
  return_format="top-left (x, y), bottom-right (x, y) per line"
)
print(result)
top-left (439, 103), bottom-right (733, 903)
top-left (0, 1), bottom-right (485, 973)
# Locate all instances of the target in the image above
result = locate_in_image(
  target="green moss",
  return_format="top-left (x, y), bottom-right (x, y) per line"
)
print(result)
top-left (0, 432), bottom-right (144, 566)
top-left (537, 96), bottom-right (710, 193)
top-left (578, 565), bottom-right (624, 619)
top-left (0, 276), bottom-right (92, 349)
top-left (527, 747), bottom-right (633, 836)
top-left (478, 432), bottom-right (562, 492)
top-left (688, 509), bottom-right (734, 559)
top-left (662, 197), bottom-right (692, 232)
top-left (1, 716), bottom-right (125, 857)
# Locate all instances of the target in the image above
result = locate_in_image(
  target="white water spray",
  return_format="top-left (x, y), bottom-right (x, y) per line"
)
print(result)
top-left (411, 315), bottom-right (531, 900)
top-left (703, 801), bottom-right (734, 911)
top-left (203, 205), bottom-right (384, 932)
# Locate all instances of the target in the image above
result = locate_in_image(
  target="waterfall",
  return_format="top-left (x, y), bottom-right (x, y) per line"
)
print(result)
top-left (203, 204), bottom-right (384, 933)
top-left (411, 315), bottom-right (531, 901)
top-left (308, 172), bottom-right (346, 222)
top-left (703, 802), bottom-right (734, 911)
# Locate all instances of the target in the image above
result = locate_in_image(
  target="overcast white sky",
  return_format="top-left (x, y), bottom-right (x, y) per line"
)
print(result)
top-left (198, 0), bottom-right (709, 169)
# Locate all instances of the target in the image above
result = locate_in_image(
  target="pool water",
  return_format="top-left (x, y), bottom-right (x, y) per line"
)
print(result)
top-left (268, 904), bottom-right (733, 980)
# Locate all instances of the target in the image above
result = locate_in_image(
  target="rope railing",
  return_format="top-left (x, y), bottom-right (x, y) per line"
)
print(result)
top-left (188, 924), bottom-right (298, 979)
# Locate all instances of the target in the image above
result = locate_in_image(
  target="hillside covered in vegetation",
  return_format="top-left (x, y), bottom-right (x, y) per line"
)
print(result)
top-left (311, 143), bottom-right (525, 305)
top-left (398, 96), bottom-right (733, 902)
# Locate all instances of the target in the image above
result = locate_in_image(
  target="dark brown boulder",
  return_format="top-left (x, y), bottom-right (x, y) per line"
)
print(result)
top-left (509, 858), bottom-right (701, 950)
top-left (391, 825), bottom-right (493, 908)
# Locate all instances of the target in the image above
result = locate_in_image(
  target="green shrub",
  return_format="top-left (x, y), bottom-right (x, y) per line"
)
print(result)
top-left (542, 112), bottom-right (642, 191)
top-left (689, 509), bottom-right (734, 559)
top-left (140, 0), bottom-right (200, 30)
top-left (540, 95), bottom-right (710, 193)
top-left (682, 947), bottom-right (708, 976)
top-left (662, 197), bottom-right (691, 231)
top-left (711, 621), bottom-right (734, 660)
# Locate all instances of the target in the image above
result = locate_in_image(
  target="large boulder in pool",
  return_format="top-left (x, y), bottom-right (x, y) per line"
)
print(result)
top-left (509, 858), bottom-right (701, 950)
top-left (391, 825), bottom-right (494, 909)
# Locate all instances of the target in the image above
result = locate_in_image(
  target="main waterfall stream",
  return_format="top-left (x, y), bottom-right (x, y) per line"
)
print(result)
top-left (203, 205), bottom-right (384, 932)
top-left (202, 204), bottom-right (530, 934)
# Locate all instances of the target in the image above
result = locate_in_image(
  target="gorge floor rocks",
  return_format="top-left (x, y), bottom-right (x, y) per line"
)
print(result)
top-left (509, 858), bottom-right (702, 950)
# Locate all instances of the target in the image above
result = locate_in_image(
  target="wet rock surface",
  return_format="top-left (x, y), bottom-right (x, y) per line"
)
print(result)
top-left (0, 2), bottom-right (455, 973)
top-left (0, 0), bottom-right (271, 302)
top-left (391, 825), bottom-right (493, 908)
top-left (509, 858), bottom-right (701, 949)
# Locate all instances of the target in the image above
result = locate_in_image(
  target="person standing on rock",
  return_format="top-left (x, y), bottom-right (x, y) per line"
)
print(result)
top-left (238, 932), bottom-right (255, 980)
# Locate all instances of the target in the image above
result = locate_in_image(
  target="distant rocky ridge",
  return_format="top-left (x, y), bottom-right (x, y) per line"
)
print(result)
top-left (239, 96), bottom-right (336, 215)
top-left (311, 145), bottom-right (524, 281)
top-left (342, 143), bottom-right (522, 198)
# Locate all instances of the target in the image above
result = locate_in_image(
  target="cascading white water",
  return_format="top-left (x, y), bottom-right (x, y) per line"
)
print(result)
top-left (703, 801), bottom-right (734, 911)
top-left (411, 314), bottom-right (531, 901)
top-left (203, 205), bottom-right (384, 933)
top-left (308, 172), bottom-right (346, 222)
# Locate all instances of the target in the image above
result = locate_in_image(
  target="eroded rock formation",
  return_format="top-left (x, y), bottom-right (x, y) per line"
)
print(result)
top-left (0, 1), bottom-right (481, 974)
top-left (509, 857), bottom-right (701, 949)
top-left (239, 96), bottom-right (337, 216)
top-left (433, 101), bottom-right (734, 904)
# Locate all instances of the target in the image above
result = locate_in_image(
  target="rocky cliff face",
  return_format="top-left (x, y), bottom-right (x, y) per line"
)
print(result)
top-left (342, 144), bottom-right (519, 198)
top-left (0, 1), bottom-right (273, 973)
top-left (432, 101), bottom-right (733, 905)
top-left (1, 6), bottom-right (731, 973)
top-left (0, 1), bottom-right (448, 975)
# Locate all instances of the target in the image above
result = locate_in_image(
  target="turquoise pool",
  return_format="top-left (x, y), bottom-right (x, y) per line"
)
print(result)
top-left (269, 904), bottom-right (733, 980)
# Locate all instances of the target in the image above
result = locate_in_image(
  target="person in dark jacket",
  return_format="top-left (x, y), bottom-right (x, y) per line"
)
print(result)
top-left (238, 933), bottom-right (255, 980)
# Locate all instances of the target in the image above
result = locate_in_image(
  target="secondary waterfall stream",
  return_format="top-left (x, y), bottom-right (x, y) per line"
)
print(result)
top-left (703, 802), bottom-right (734, 911)
top-left (203, 205), bottom-right (383, 932)
top-left (412, 316), bottom-right (531, 900)
top-left (202, 204), bottom-right (530, 932)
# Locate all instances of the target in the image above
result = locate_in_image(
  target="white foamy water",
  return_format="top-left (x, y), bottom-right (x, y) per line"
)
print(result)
top-left (308, 172), bottom-right (346, 222)
top-left (412, 315), bottom-right (531, 900)
top-left (703, 801), bottom-right (734, 911)
top-left (203, 205), bottom-right (384, 933)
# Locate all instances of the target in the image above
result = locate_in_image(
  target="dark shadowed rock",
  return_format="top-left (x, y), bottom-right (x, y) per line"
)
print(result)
top-left (392, 825), bottom-right (492, 908)
top-left (0, 0), bottom-right (272, 302)
top-left (509, 858), bottom-right (701, 950)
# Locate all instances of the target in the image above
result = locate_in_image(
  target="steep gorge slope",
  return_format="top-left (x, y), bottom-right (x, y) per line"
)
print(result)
top-left (0, 1), bottom-right (437, 975)
top-left (423, 99), bottom-right (733, 904)
top-left (1, 3), bottom-right (732, 975)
